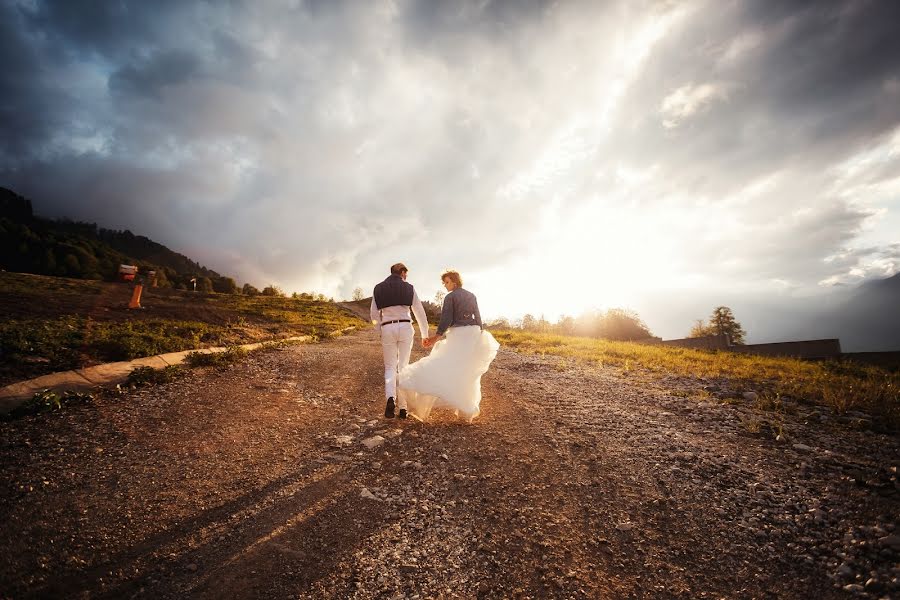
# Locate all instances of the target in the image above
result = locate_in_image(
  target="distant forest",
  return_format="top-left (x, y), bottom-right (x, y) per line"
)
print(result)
top-left (0, 187), bottom-right (241, 293)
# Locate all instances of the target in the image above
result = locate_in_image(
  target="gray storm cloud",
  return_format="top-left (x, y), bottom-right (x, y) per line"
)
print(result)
top-left (1, 0), bottom-right (899, 327)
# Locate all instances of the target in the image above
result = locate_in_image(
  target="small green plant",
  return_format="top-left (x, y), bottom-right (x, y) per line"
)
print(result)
top-left (2, 388), bottom-right (94, 420)
top-left (29, 388), bottom-right (64, 411)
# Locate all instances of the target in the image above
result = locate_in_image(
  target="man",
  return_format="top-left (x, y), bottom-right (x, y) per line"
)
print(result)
top-left (370, 262), bottom-right (429, 419)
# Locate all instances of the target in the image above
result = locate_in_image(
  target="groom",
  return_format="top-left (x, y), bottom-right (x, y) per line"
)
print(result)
top-left (370, 262), bottom-right (429, 419)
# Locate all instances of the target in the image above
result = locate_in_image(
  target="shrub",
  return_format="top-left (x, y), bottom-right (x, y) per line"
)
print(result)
top-left (185, 345), bottom-right (247, 369)
top-left (2, 389), bottom-right (94, 420)
top-left (126, 364), bottom-right (185, 387)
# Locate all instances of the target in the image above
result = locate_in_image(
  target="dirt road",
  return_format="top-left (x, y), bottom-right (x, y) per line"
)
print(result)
top-left (1, 328), bottom-right (897, 599)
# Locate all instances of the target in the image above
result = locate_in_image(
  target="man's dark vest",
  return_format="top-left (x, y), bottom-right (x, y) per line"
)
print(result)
top-left (373, 275), bottom-right (414, 309)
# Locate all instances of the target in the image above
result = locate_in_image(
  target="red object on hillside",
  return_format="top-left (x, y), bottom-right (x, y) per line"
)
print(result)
top-left (118, 264), bottom-right (137, 282)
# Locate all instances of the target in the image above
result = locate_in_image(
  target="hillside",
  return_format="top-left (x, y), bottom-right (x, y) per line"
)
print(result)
top-left (0, 187), bottom-right (226, 289)
top-left (0, 272), bottom-right (366, 386)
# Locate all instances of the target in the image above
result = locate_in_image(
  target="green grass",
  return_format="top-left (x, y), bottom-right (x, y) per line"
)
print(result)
top-left (0, 271), bottom-right (108, 297)
top-left (0, 272), bottom-right (365, 385)
top-left (0, 316), bottom-right (228, 378)
top-left (492, 329), bottom-right (899, 430)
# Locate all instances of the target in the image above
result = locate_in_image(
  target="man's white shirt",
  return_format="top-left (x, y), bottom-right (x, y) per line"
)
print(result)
top-left (370, 292), bottom-right (429, 339)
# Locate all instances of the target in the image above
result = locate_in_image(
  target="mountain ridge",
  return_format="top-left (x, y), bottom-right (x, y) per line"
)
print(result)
top-left (1, 186), bottom-right (230, 290)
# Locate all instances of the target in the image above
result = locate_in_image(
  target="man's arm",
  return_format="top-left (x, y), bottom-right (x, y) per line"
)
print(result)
top-left (410, 290), bottom-right (429, 339)
top-left (369, 297), bottom-right (381, 327)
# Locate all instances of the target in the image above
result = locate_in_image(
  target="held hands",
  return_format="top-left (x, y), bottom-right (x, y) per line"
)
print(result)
top-left (422, 334), bottom-right (442, 349)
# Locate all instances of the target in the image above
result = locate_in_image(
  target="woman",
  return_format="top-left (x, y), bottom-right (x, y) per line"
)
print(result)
top-left (398, 270), bottom-right (499, 422)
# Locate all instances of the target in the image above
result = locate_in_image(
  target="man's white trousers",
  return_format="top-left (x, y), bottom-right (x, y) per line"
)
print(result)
top-left (380, 322), bottom-right (414, 409)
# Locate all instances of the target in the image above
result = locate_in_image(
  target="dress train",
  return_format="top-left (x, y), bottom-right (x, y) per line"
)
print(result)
top-left (398, 326), bottom-right (499, 421)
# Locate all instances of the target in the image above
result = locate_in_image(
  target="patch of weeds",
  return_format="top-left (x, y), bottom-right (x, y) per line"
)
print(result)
top-left (692, 389), bottom-right (712, 401)
top-left (1, 388), bottom-right (94, 420)
top-left (229, 315), bottom-right (249, 329)
top-left (185, 345), bottom-right (247, 369)
top-left (126, 364), bottom-right (185, 388)
top-left (755, 391), bottom-right (783, 412)
top-left (89, 320), bottom-right (227, 361)
top-left (740, 415), bottom-right (762, 434)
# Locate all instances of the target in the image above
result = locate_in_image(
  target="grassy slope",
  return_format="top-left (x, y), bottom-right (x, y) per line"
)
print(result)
top-left (492, 329), bottom-right (899, 430)
top-left (0, 272), bottom-right (367, 386)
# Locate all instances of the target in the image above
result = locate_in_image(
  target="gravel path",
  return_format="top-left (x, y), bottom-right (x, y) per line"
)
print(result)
top-left (1, 329), bottom-right (897, 599)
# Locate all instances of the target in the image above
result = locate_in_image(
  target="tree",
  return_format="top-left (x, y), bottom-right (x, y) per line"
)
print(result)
top-left (521, 314), bottom-right (537, 331)
top-left (708, 306), bottom-right (746, 344)
top-left (596, 308), bottom-right (653, 341)
top-left (689, 319), bottom-right (713, 338)
top-left (196, 276), bottom-right (214, 293)
top-left (557, 315), bottom-right (576, 335)
top-left (62, 253), bottom-right (81, 276)
top-left (352, 287), bottom-right (364, 301)
top-left (421, 300), bottom-right (442, 323)
top-left (486, 317), bottom-right (510, 329)
top-left (213, 276), bottom-right (238, 294)
top-left (242, 283), bottom-right (260, 296)
top-left (153, 269), bottom-right (171, 288)
top-left (434, 290), bottom-right (445, 305)
top-left (262, 285), bottom-right (285, 297)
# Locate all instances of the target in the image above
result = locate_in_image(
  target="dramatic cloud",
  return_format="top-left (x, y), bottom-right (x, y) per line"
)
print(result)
top-left (1, 0), bottom-right (899, 340)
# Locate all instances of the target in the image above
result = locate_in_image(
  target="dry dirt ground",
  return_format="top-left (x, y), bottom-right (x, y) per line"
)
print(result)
top-left (1, 328), bottom-right (898, 599)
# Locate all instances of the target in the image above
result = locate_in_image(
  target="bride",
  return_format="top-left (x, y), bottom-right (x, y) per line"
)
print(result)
top-left (398, 270), bottom-right (499, 422)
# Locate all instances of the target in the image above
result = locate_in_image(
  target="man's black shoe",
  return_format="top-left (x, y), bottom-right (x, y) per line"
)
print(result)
top-left (384, 397), bottom-right (395, 418)
top-left (398, 408), bottom-right (408, 420)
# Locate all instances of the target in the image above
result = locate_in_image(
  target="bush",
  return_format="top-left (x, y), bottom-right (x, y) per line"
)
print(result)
top-left (261, 285), bottom-right (285, 297)
top-left (126, 364), bottom-right (185, 387)
top-left (2, 389), bottom-right (94, 420)
top-left (89, 320), bottom-right (224, 361)
top-left (185, 345), bottom-right (247, 369)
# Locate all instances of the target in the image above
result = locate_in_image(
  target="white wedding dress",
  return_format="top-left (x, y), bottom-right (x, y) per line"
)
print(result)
top-left (398, 325), bottom-right (499, 421)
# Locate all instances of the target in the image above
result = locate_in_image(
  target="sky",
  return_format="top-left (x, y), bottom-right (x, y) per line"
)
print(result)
top-left (2, 0), bottom-right (900, 341)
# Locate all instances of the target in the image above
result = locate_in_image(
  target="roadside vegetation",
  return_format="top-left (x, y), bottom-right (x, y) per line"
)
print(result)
top-left (0, 272), bottom-right (364, 386)
top-left (2, 336), bottom-right (323, 421)
top-left (492, 329), bottom-right (899, 430)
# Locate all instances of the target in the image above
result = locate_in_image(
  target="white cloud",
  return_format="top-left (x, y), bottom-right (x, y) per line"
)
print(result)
top-left (660, 82), bottom-right (733, 128)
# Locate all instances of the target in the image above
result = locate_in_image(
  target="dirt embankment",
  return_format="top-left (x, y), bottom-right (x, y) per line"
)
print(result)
top-left (0, 328), bottom-right (897, 599)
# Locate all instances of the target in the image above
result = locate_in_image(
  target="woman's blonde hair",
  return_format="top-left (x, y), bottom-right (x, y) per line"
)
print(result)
top-left (441, 270), bottom-right (462, 288)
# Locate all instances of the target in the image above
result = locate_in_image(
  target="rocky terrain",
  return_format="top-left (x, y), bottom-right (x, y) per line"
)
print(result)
top-left (0, 328), bottom-right (897, 599)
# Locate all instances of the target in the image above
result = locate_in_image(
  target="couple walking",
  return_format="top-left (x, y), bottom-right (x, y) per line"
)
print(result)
top-left (369, 263), bottom-right (499, 422)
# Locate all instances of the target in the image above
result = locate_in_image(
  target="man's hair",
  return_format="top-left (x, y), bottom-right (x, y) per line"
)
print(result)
top-left (390, 263), bottom-right (408, 276)
top-left (441, 270), bottom-right (462, 288)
